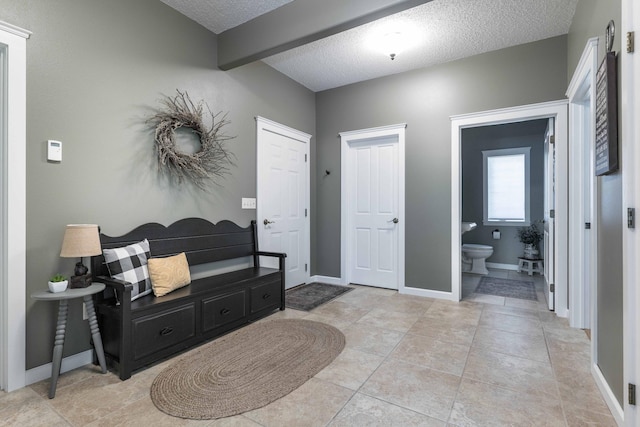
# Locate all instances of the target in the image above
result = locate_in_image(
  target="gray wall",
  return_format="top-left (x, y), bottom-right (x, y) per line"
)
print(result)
top-left (315, 36), bottom-right (568, 291)
top-left (567, 0), bottom-right (624, 406)
top-left (461, 120), bottom-right (547, 265)
top-left (1, 0), bottom-right (315, 369)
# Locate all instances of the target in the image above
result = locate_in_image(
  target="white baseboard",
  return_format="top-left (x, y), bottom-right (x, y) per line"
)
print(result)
top-left (399, 286), bottom-right (457, 301)
top-left (486, 262), bottom-right (519, 271)
top-left (591, 362), bottom-right (624, 426)
top-left (310, 275), bottom-right (343, 285)
top-left (25, 350), bottom-right (93, 386)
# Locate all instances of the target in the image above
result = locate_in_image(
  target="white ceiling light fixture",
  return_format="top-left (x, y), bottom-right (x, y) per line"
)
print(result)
top-left (367, 23), bottom-right (420, 61)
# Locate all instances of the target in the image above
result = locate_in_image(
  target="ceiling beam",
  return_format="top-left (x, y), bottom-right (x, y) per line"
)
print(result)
top-left (217, 0), bottom-right (432, 70)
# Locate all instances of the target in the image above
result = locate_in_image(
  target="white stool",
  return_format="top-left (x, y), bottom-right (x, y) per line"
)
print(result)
top-left (518, 257), bottom-right (544, 276)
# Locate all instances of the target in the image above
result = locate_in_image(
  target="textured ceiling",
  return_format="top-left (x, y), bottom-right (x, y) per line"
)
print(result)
top-left (159, 0), bottom-right (293, 34)
top-left (160, 0), bottom-right (578, 92)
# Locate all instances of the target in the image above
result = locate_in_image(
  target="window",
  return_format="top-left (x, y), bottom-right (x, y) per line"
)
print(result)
top-left (483, 147), bottom-right (531, 226)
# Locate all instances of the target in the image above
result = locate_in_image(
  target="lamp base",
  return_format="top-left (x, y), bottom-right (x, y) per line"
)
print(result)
top-left (70, 273), bottom-right (92, 288)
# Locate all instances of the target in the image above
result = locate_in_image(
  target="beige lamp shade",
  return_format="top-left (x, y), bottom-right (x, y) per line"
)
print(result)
top-left (60, 224), bottom-right (102, 257)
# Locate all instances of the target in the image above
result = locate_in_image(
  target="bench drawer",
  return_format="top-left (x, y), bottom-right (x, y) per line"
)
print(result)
top-left (132, 303), bottom-right (196, 360)
top-left (250, 279), bottom-right (281, 314)
top-left (202, 290), bottom-right (246, 332)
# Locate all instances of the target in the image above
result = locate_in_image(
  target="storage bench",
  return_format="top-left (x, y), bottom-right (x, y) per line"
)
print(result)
top-left (90, 218), bottom-right (285, 380)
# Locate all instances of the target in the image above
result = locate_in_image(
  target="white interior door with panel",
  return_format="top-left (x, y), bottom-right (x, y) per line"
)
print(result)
top-left (256, 117), bottom-right (310, 289)
top-left (341, 124), bottom-right (405, 290)
top-left (544, 118), bottom-right (556, 311)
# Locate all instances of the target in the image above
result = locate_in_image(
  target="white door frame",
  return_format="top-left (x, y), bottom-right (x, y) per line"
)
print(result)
top-left (0, 20), bottom-right (29, 392)
top-left (566, 37), bottom-right (598, 331)
top-left (621, 0), bottom-right (639, 424)
top-left (255, 116), bottom-right (311, 287)
top-left (451, 100), bottom-right (568, 314)
top-left (340, 124), bottom-right (406, 291)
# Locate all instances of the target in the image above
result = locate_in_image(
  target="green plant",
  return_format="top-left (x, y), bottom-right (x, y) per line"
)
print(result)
top-left (49, 273), bottom-right (67, 283)
top-left (517, 221), bottom-right (543, 245)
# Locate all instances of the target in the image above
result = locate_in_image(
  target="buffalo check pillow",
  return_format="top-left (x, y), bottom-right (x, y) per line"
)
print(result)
top-left (102, 239), bottom-right (152, 301)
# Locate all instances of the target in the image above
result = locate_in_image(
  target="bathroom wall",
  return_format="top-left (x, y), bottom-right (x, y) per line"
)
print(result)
top-left (461, 120), bottom-right (547, 266)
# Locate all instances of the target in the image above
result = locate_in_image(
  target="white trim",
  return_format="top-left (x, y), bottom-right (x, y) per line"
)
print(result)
top-left (591, 363), bottom-right (624, 426)
top-left (25, 350), bottom-right (93, 386)
top-left (399, 286), bottom-right (458, 301)
top-left (0, 22), bottom-right (29, 393)
top-left (486, 262), bottom-right (518, 271)
top-left (621, 1), bottom-right (639, 424)
top-left (255, 116), bottom-right (311, 289)
top-left (451, 100), bottom-right (568, 314)
top-left (340, 123), bottom-right (406, 292)
top-left (0, 20), bottom-right (31, 39)
top-left (566, 37), bottom-right (598, 330)
top-left (309, 275), bottom-right (343, 286)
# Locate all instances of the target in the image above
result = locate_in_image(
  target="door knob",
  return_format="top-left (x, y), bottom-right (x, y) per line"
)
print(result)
top-left (392, 218), bottom-right (399, 224)
top-left (263, 219), bottom-right (275, 225)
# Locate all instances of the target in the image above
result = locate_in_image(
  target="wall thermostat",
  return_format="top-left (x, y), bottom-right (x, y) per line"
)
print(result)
top-left (47, 140), bottom-right (62, 162)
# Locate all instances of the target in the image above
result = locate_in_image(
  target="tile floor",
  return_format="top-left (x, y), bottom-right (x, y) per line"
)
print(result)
top-left (0, 270), bottom-right (616, 426)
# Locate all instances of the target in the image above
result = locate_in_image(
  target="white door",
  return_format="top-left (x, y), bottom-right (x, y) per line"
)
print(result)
top-left (345, 135), bottom-right (401, 289)
top-left (256, 117), bottom-right (310, 289)
top-left (543, 118), bottom-right (555, 311)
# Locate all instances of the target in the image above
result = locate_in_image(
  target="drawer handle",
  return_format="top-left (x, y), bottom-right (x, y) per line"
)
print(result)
top-left (220, 308), bottom-right (231, 316)
top-left (159, 327), bottom-right (174, 336)
top-left (262, 293), bottom-right (271, 300)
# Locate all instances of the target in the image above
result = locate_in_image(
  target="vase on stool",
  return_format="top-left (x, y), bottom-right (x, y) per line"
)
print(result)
top-left (523, 243), bottom-right (539, 259)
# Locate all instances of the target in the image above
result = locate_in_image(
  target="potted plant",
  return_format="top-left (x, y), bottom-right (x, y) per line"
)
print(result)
top-left (48, 274), bottom-right (68, 293)
top-left (517, 221), bottom-right (543, 259)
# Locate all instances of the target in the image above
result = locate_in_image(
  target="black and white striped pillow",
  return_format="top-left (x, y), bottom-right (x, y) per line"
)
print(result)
top-left (103, 239), bottom-right (152, 301)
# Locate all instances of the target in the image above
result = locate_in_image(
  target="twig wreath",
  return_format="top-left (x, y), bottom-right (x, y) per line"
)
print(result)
top-left (149, 90), bottom-right (235, 190)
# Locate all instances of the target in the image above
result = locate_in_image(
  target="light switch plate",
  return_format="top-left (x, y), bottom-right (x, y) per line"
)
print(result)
top-left (242, 198), bottom-right (256, 209)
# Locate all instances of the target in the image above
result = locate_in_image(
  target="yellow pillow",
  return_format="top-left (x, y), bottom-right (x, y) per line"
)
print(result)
top-left (148, 252), bottom-right (191, 297)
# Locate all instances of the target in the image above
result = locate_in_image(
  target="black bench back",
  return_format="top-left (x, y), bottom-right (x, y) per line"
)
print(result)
top-left (91, 219), bottom-right (258, 277)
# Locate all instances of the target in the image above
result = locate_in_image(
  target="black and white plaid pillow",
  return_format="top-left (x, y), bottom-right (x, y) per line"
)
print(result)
top-left (103, 239), bottom-right (152, 301)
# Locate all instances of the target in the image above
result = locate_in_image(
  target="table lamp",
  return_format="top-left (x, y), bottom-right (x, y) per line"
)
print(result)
top-left (60, 224), bottom-right (102, 288)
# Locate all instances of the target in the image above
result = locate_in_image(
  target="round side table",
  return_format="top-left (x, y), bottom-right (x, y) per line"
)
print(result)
top-left (31, 283), bottom-right (107, 398)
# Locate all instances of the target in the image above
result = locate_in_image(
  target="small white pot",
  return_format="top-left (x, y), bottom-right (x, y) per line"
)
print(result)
top-left (48, 280), bottom-right (68, 293)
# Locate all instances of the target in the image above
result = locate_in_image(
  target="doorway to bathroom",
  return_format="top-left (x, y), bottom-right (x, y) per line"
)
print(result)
top-left (450, 100), bottom-right (569, 316)
top-left (459, 119), bottom-right (548, 306)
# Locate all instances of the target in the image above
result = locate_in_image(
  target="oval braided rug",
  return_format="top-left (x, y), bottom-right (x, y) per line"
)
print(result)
top-left (150, 319), bottom-right (345, 419)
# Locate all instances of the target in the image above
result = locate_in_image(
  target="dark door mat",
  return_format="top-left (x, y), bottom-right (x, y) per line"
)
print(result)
top-left (475, 276), bottom-right (538, 301)
top-left (285, 283), bottom-right (354, 311)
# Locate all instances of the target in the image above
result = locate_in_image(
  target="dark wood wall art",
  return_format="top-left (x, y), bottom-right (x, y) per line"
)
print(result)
top-left (595, 22), bottom-right (618, 176)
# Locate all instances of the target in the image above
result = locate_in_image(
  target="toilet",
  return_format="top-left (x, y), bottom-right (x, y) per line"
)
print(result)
top-left (461, 244), bottom-right (494, 275)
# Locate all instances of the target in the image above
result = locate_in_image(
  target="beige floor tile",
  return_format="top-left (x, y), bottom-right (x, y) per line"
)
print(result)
top-left (260, 307), bottom-right (308, 321)
top-left (43, 370), bottom-right (151, 426)
top-left (0, 387), bottom-right (70, 427)
top-left (556, 378), bottom-right (612, 416)
top-left (464, 293), bottom-right (505, 305)
top-left (334, 287), bottom-right (393, 309)
top-left (28, 364), bottom-right (108, 398)
top-left (479, 310), bottom-right (544, 337)
top-left (563, 402), bottom-right (618, 427)
top-left (244, 378), bottom-right (353, 427)
top-left (361, 358), bottom-right (460, 421)
top-left (356, 308), bottom-right (420, 333)
top-left (343, 323), bottom-right (405, 357)
top-left (315, 348), bottom-right (385, 390)
top-left (84, 395), bottom-right (207, 426)
top-left (311, 300), bottom-right (371, 323)
top-left (328, 393), bottom-right (446, 427)
top-left (463, 347), bottom-right (558, 400)
top-left (390, 333), bottom-right (470, 376)
top-left (481, 303), bottom-right (540, 320)
top-left (302, 313), bottom-right (353, 331)
top-left (207, 416), bottom-right (264, 427)
top-left (504, 296), bottom-right (543, 311)
top-left (449, 378), bottom-right (566, 426)
top-left (408, 316), bottom-right (477, 347)
top-left (472, 326), bottom-right (550, 363)
top-left (377, 294), bottom-right (432, 316)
